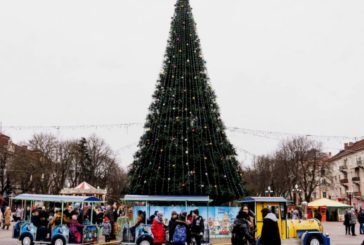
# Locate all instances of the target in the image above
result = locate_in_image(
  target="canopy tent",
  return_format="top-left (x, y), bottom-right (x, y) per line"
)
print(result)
top-left (60, 181), bottom-right (107, 200)
top-left (308, 198), bottom-right (351, 208)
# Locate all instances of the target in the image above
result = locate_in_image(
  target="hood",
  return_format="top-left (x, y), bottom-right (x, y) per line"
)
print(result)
top-left (264, 213), bottom-right (278, 222)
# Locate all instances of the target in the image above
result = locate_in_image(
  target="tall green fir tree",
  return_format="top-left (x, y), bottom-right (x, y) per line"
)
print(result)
top-left (78, 137), bottom-right (92, 184)
top-left (128, 0), bottom-right (245, 203)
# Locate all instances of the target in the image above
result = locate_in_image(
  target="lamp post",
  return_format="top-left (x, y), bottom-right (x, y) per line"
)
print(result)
top-left (265, 186), bottom-right (273, 197)
top-left (346, 190), bottom-right (353, 206)
top-left (292, 184), bottom-right (302, 206)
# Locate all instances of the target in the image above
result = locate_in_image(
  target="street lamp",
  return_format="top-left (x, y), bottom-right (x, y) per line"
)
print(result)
top-left (346, 190), bottom-right (353, 206)
top-left (292, 184), bottom-right (302, 206)
top-left (265, 186), bottom-right (273, 197)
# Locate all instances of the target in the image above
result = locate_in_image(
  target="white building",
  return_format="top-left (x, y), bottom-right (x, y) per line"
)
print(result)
top-left (326, 140), bottom-right (364, 208)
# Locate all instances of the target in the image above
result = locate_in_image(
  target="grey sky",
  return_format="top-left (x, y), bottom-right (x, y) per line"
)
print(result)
top-left (1, 0), bottom-right (364, 169)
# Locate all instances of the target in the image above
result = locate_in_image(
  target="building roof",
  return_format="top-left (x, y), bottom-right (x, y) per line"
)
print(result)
top-left (328, 139), bottom-right (364, 162)
top-left (0, 133), bottom-right (11, 146)
top-left (237, 196), bottom-right (288, 203)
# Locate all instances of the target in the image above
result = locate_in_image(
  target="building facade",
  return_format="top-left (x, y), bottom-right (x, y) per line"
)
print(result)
top-left (326, 140), bottom-right (364, 207)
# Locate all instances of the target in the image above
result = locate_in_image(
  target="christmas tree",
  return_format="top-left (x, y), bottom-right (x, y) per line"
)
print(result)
top-left (128, 0), bottom-right (244, 203)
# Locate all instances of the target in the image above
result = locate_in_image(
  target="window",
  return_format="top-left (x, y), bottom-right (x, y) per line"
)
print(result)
top-left (323, 192), bottom-right (327, 198)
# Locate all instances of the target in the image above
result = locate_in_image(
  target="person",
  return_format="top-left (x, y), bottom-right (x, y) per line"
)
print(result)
top-left (3, 206), bottom-right (11, 230)
top-left (130, 210), bottom-right (146, 238)
top-left (191, 209), bottom-right (204, 245)
top-left (69, 214), bottom-right (83, 243)
top-left (148, 210), bottom-right (158, 225)
top-left (111, 202), bottom-right (120, 240)
top-left (168, 211), bottom-right (178, 242)
top-left (292, 208), bottom-right (300, 220)
top-left (95, 207), bottom-right (104, 225)
top-left (314, 209), bottom-right (322, 222)
top-left (358, 208), bottom-right (364, 235)
top-left (187, 211), bottom-right (193, 225)
top-left (231, 208), bottom-right (256, 245)
top-left (0, 208), bottom-right (3, 228)
top-left (102, 216), bottom-right (112, 242)
top-left (49, 209), bottom-right (62, 229)
top-left (14, 206), bottom-right (24, 221)
top-left (63, 204), bottom-right (76, 224)
top-left (344, 209), bottom-right (351, 235)
top-left (349, 208), bottom-right (357, 236)
top-left (259, 208), bottom-right (281, 245)
top-left (240, 206), bottom-right (255, 234)
top-left (151, 212), bottom-right (166, 245)
top-left (172, 213), bottom-right (190, 245)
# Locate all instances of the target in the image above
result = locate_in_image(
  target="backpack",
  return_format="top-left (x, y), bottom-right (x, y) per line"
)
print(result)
top-left (173, 224), bottom-right (187, 245)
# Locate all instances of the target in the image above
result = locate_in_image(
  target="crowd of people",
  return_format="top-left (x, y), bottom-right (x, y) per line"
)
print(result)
top-left (0, 202), bottom-right (129, 243)
top-left (129, 209), bottom-right (206, 245)
top-left (343, 208), bottom-right (364, 236)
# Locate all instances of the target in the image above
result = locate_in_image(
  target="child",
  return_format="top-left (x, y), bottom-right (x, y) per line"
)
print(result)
top-left (69, 214), bottom-right (83, 243)
top-left (102, 216), bottom-right (112, 242)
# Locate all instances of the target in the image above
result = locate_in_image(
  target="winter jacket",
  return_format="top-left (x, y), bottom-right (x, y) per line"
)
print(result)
top-left (174, 220), bottom-right (191, 244)
top-left (191, 216), bottom-right (204, 236)
top-left (260, 213), bottom-right (281, 245)
top-left (151, 218), bottom-right (166, 244)
top-left (358, 212), bottom-right (364, 223)
top-left (168, 217), bottom-right (178, 240)
top-left (4, 208), bottom-right (11, 226)
top-left (344, 212), bottom-right (350, 226)
top-left (69, 219), bottom-right (83, 235)
top-left (349, 212), bottom-right (357, 225)
top-left (231, 216), bottom-right (255, 245)
top-left (102, 222), bottom-right (112, 236)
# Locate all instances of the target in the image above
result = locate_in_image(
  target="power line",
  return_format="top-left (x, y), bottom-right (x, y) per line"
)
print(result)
top-left (2, 122), bottom-right (363, 141)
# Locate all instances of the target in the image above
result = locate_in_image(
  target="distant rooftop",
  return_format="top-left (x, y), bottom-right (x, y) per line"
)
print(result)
top-left (328, 139), bottom-right (364, 162)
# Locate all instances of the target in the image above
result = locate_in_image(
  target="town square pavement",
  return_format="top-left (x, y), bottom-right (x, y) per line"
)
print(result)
top-left (1, 222), bottom-right (364, 245)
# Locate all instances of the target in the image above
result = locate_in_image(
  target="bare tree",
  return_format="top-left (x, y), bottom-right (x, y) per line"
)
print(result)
top-left (244, 137), bottom-right (329, 202)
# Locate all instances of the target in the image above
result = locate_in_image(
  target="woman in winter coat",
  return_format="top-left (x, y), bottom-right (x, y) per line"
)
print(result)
top-left (151, 212), bottom-right (166, 245)
top-left (231, 210), bottom-right (255, 245)
top-left (3, 206), bottom-right (11, 229)
top-left (260, 208), bottom-right (281, 245)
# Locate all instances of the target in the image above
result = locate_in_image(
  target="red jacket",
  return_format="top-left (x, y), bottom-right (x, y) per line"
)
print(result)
top-left (151, 218), bottom-right (165, 243)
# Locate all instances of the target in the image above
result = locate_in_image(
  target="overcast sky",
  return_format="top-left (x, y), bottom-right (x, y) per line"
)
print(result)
top-left (1, 0), bottom-right (364, 169)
